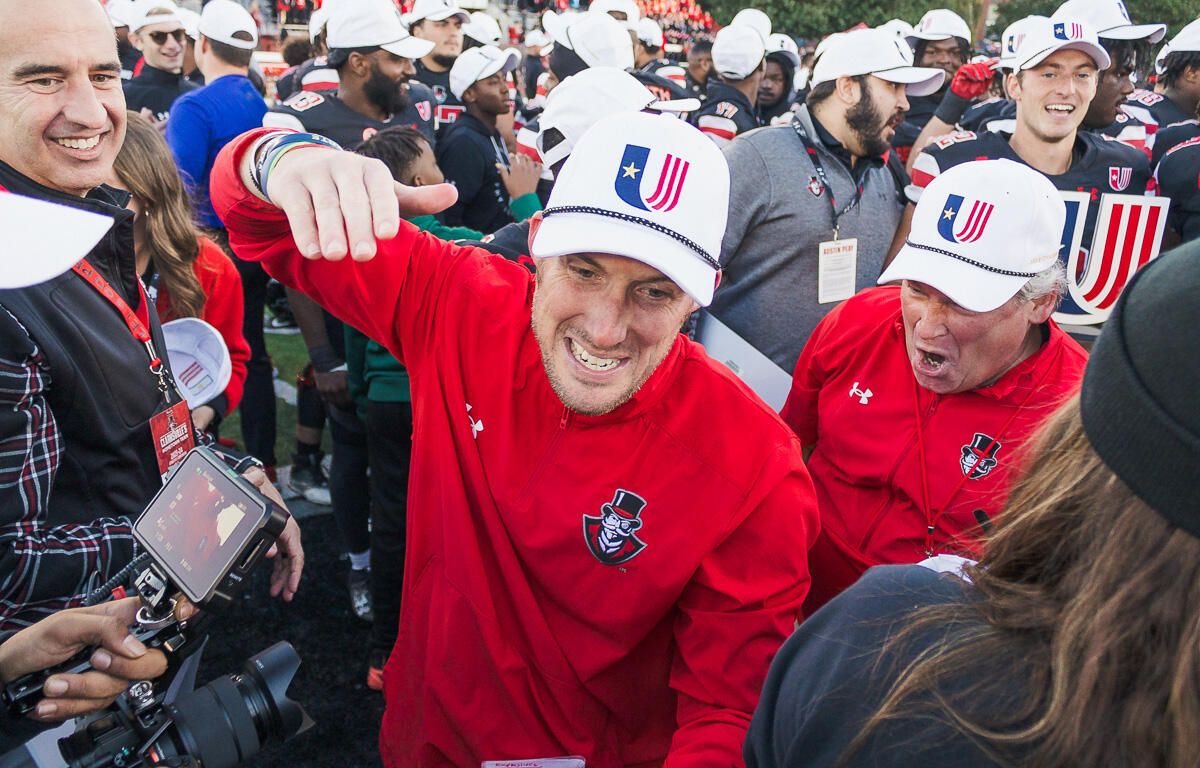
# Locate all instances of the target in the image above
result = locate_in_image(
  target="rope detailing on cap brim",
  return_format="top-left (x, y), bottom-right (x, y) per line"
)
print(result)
top-left (904, 239), bottom-right (1040, 278)
top-left (542, 205), bottom-right (720, 270)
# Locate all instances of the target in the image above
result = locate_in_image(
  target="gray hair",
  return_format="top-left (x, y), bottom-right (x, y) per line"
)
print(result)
top-left (1017, 260), bottom-right (1067, 305)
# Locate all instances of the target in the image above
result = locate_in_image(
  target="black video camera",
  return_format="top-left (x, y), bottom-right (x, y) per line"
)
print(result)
top-left (1, 447), bottom-right (312, 768)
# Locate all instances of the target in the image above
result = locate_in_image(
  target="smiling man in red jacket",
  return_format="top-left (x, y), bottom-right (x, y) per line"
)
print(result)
top-left (781, 158), bottom-right (1088, 614)
top-left (210, 112), bottom-right (818, 766)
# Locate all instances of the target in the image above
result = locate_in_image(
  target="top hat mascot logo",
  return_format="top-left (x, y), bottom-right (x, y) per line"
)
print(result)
top-left (583, 489), bottom-right (649, 565)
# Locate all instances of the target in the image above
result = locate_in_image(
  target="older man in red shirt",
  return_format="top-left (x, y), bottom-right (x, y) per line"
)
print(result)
top-left (782, 158), bottom-right (1088, 613)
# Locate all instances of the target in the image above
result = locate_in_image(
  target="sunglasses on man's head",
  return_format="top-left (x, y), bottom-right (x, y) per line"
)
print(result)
top-left (148, 29), bottom-right (186, 45)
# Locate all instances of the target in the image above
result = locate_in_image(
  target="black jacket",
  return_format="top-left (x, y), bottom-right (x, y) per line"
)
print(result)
top-left (436, 113), bottom-right (513, 235)
top-left (122, 64), bottom-right (199, 123)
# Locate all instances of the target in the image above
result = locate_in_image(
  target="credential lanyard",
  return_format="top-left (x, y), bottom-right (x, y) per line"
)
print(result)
top-left (72, 259), bottom-right (175, 406)
top-left (791, 114), bottom-right (865, 240)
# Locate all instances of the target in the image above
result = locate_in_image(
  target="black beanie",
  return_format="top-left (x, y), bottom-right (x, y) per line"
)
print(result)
top-left (1081, 239), bottom-right (1200, 535)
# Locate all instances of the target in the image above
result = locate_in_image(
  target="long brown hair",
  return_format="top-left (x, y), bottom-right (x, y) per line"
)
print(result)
top-left (113, 111), bottom-right (205, 319)
top-left (846, 395), bottom-right (1200, 767)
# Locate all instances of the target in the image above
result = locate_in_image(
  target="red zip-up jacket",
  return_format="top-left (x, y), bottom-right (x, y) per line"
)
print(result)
top-left (781, 288), bottom-right (1086, 614)
top-left (212, 130), bottom-right (819, 767)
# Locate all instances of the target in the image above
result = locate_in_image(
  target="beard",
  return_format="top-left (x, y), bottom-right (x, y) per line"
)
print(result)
top-left (432, 53), bottom-right (458, 69)
top-left (846, 86), bottom-right (893, 158)
top-left (364, 63), bottom-right (410, 116)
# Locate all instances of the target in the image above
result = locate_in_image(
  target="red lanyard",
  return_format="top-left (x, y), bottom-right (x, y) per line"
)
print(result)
top-left (72, 258), bottom-right (174, 405)
top-left (910, 364), bottom-right (1052, 556)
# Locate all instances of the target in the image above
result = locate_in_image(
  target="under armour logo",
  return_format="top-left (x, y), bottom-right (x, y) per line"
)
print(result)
top-left (849, 382), bottom-right (873, 405)
top-left (466, 403), bottom-right (484, 439)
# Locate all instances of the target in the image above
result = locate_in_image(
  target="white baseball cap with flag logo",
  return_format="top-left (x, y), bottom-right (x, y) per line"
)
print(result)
top-left (403, 0), bottom-right (470, 26)
top-left (542, 11), bottom-right (634, 70)
top-left (537, 68), bottom-right (699, 168)
top-left (812, 26), bottom-right (945, 96)
top-left (730, 8), bottom-right (771, 44)
top-left (198, 0), bottom-right (258, 49)
top-left (998, 15), bottom-right (1048, 70)
top-left (712, 25), bottom-right (766, 80)
top-left (880, 159), bottom-right (1065, 313)
top-left (1013, 15), bottom-right (1110, 71)
top-left (531, 112), bottom-right (728, 306)
top-left (0, 193), bottom-right (113, 289)
top-left (449, 45), bottom-right (519, 99)
top-left (162, 319), bottom-right (233, 409)
top-left (906, 8), bottom-right (972, 45)
top-left (1052, 0), bottom-right (1166, 43)
top-left (328, 0), bottom-right (435, 59)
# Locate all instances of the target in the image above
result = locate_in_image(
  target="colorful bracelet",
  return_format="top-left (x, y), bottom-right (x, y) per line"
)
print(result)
top-left (252, 131), bottom-right (342, 201)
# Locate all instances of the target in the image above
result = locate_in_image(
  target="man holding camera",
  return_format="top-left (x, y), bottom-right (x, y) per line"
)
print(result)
top-left (210, 111), bottom-right (817, 765)
top-left (0, 0), bottom-right (303, 631)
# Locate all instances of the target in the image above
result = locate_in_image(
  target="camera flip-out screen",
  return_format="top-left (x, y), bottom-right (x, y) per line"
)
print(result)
top-left (134, 447), bottom-right (287, 607)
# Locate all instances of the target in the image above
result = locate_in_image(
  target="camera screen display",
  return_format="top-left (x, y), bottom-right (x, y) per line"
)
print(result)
top-left (134, 456), bottom-right (264, 600)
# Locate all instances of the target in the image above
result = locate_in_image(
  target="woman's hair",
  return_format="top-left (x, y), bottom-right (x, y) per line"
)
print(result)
top-left (846, 395), bottom-right (1200, 768)
top-left (113, 111), bottom-right (205, 319)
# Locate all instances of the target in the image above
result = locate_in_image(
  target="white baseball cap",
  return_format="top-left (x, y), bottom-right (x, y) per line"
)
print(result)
top-left (636, 18), bottom-right (664, 48)
top-left (531, 112), bottom-right (728, 306)
top-left (130, 1), bottom-right (184, 33)
top-left (537, 68), bottom-right (699, 168)
top-left (308, 4), bottom-right (330, 39)
top-left (449, 45), bottom-right (519, 99)
top-left (163, 318), bottom-right (233, 409)
top-left (403, 0), bottom-right (469, 27)
top-left (766, 32), bottom-right (801, 67)
top-left (524, 29), bottom-right (551, 49)
top-left (542, 11), bottom-right (634, 70)
top-left (998, 15), bottom-right (1048, 70)
top-left (177, 7), bottom-right (199, 40)
top-left (328, 0), bottom-right (436, 59)
top-left (712, 25), bottom-right (765, 80)
top-left (879, 18), bottom-right (915, 43)
top-left (1013, 16), bottom-right (1110, 71)
top-left (589, 0), bottom-right (639, 31)
top-left (880, 159), bottom-right (1065, 313)
top-left (1156, 18), bottom-right (1200, 73)
top-left (730, 8), bottom-right (771, 44)
top-left (0, 193), bottom-right (113, 289)
top-left (1053, 0), bottom-right (1166, 43)
top-left (199, 0), bottom-right (258, 49)
top-left (811, 26), bottom-right (946, 96)
top-left (906, 8), bottom-right (972, 45)
top-left (465, 12), bottom-right (502, 46)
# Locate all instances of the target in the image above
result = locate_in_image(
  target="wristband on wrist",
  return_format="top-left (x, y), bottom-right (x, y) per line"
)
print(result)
top-left (933, 90), bottom-right (973, 127)
top-left (308, 344), bottom-right (344, 373)
top-left (253, 132), bottom-right (343, 201)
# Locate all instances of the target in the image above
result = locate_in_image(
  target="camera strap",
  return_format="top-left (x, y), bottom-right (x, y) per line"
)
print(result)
top-left (73, 259), bottom-right (195, 477)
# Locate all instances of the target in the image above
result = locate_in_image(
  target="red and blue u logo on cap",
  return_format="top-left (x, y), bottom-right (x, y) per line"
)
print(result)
top-left (1053, 21), bottom-right (1084, 40)
top-left (938, 194), bottom-right (995, 244)
top-left (614, 145), bottom-right (690, 213)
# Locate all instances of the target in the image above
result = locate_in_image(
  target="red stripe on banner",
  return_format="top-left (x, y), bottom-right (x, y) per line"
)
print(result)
top-left (1084, 204), bottom-right (1127, 304)
top-left (660, 160), bottom-right (690, 212)
top-left (1099, 205), bottom-right (1142, 309)
top-left (699, 126), bottom-right (736, 140)
top-left (646, 155), bottom-right (675, 207)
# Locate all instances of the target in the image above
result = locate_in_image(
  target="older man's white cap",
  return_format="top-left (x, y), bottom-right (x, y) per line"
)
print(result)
top-left (812, 26), bottom-right (945, 96)
top-left (1013, 15), bottom-right (1110, 71)
top-left (0, 193), bottom-right (113, 289)
top-left (532, 112), bottom-right (728, 306)
top-left (730, 8), bottom-right (771, 44)
top-left (543, 11), bottom-right (634, 70)
top-left (537, 68), bottom-right (699, 168)
top-left (449, 45), bottom-right (519, 99)
top-left (906, 8), bottom-right (971, 46)
top-left (880, 159), bottom-right (1065, 312)
top-left (1053, 0), bottom-right (1166, 43)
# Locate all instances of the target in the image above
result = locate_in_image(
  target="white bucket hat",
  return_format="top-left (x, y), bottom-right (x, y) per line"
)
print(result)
top-left (812, 26), bottom-right (946, 96)
top-left (880, 159), bottom-right (1065, 313)
top-left (163, 318), bottom-right (233, 409)
top-left (0, 194), bottom-right (112, 289)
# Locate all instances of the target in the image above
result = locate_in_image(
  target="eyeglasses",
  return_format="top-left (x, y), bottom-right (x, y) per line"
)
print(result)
top-left (147, 29), bottom-right (187, 45)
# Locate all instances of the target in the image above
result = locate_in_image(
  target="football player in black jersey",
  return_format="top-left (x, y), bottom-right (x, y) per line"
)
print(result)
top-left (1155, 136), bottom-right (1200, 242)
top-left (406, 0), bottom-right (470, 133)
top-left (892, 9), bottom-right (972, 163)
top-left (275, 6), bottom-right (337, 101)
top-left (902, 16), bottom-right (1152, 324)
top-left (1141, 24), bottom-right (1200, 129)
top-left (690, 25), bottom-right (763, 147)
